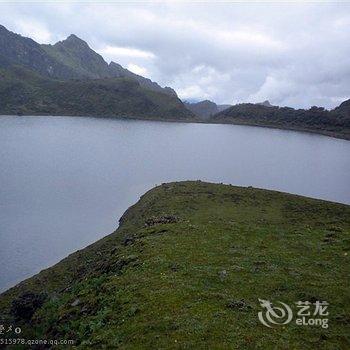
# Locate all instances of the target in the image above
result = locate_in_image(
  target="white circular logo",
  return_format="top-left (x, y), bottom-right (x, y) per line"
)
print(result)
top-left (258, 298), bottom-right (293, 327)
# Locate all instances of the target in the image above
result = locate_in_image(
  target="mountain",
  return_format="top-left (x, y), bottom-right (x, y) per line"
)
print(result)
top-left (0, 25), bottom-right (193, 120)
top-left (42, 35), bottom-right (176, 96)
top-left (1, 24), bottom-right (349, 138)
top-left (0, 25), bottom-right (79, 79)
top-left (42, 34), bottom-right (112, 79)
top-left (0, 65), bottom-right (193, 120)
top-left (210, 101), bottom-right (350, 140)
top-left (108, 61), bottom-right (177, 97)
top-left (333, 98), bottom-right (350, 117)
top-left (185, 100), bottom-right (231, 119)
top-left (1, 181), bottom-right (349, 348)
top-left (256, 100), bottom-right (273, 107)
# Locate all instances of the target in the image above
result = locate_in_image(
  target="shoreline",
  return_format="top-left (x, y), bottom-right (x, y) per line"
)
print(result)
top-left (1, 180), bottom-right (349, 295)
top-left (1, 113), bottom-right (349, 141)
top-left (1, 181), bottom-right (349, 348)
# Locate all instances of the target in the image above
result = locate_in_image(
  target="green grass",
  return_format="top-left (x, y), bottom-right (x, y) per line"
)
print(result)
top-left (0, 66), bottom-right (195, 121)
top-left (1, 181), bottom-right (349, 349)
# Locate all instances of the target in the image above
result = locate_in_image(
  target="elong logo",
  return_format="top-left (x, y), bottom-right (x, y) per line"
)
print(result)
top-left (258, 299), bottom-right (329, 329)
top-left (258, 299), bottom-right (293, 327)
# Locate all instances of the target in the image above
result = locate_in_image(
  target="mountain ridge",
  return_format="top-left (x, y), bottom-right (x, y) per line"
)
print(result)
top-left (0, 24), bottom-right (194, 121)
top-left (0, 24), bottom-right (80, 79)
top-left (0, 64), bottom-right (194, 120)
top-left (0, 25), bottom-right (176, 97)
top-left (1, 24), bottom-right (350, 140)
top-left (43, 32), bottom-right (177, 96)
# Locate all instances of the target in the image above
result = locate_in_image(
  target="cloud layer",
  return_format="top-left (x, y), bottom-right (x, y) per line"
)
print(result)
top-left (0, 2), bottom-right (349, 108)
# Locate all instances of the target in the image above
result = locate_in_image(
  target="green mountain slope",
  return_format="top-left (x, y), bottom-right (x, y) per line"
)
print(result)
top-left (0, 65), bottom-right (193, 120)
top-left (42, 33), bottom-right (177, 97)
top-left (0, 24), bottom-right (176, 97)
top-left (41, 34), bottom-right (111, 79)
top-left (1, 181), bottom-right (349, 349)
top-left (0, 24), bottom-right (183, 118)
top-left (211, 103), bottom-right (350, 140)
top-left (0, 25), bottom-right (79, 79)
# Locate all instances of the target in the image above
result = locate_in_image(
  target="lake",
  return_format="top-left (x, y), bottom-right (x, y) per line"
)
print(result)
top-left (1, 115), bottom-right (349, 292)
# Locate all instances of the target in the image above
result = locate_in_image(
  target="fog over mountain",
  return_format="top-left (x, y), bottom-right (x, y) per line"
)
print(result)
top-left (0, 2), bottom-right (349, 108)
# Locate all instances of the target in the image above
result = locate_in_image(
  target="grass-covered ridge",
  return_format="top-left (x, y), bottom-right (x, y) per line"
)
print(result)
top-left (0, 66), bottom-right (195, 121)
top-left (0, 181), bottom-right (349, 349)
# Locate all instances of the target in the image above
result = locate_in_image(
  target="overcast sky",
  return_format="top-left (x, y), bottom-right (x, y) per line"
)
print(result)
top-left (0, 1), bottom-right (349, 108)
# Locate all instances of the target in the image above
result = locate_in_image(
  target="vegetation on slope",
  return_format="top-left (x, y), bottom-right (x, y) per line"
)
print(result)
top-left (0, 66), bottom-right (194, 120)
top-left (0, 25), bottom-right (80, 80)
top-left (41, 34), bottom-right (111, 79)
top-left (1, 23), bottom-right (350, 139)
top-left (0, 24), bottom-right (176, 97)
top-left (211, 103), bottom-right (350, 140)
top-left (42, 34), bottom-right (177, 97)
top-left (0, 181), bottom-right (349, 349)
top-left (0, 24), bottom-right (184, 119)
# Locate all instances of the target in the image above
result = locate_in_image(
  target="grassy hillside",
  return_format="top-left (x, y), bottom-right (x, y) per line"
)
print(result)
top-left (211, 103), bottom-right (350, 140)
top-left (0, 181), bottom-right (349, 349)
top-left (0, 25), bottom-right (80, 80)
top-left (0, 66), bottom-right (195, 120)
top-left (0, 24), bottom-right (177, 98)
top-left (41, 34), bottom-right (111, 79)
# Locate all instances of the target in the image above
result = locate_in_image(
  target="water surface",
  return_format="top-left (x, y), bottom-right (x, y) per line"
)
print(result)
top-left (1, 116), bottom-right (349, 291)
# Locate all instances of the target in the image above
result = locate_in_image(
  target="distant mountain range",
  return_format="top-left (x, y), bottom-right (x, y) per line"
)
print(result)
top-left (184, 100), bottom-right (276, 119)
top-left (184, 100), bottom-right (231, 119)
top-left (0, 25), bottom-right (194, 120)
top-left (0, 24), bottom-right (349, 139)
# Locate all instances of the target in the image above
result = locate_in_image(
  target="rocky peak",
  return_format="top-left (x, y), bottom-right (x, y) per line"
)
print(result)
top-left (66, 34), bottom-right (81, 41)
top-left (257, 100), bottom-right (273, 107)
top-left (55, 34), bottom-right (90, 50)
top-left (0, 24), bottom-right (79, 79)
top-left (48, 34), bottom-right (110, 78)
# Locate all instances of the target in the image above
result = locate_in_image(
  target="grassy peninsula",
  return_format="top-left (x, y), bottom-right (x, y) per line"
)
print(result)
top-left (0, 181), bottom-right (349, 349)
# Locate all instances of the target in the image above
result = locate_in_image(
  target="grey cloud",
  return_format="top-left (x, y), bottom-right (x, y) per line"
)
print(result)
top-left (0, 2), bottom-right (349, 108)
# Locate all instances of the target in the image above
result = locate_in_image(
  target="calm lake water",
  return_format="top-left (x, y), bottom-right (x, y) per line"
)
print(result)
top-left (1, 116), bottom-right (349, 292)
